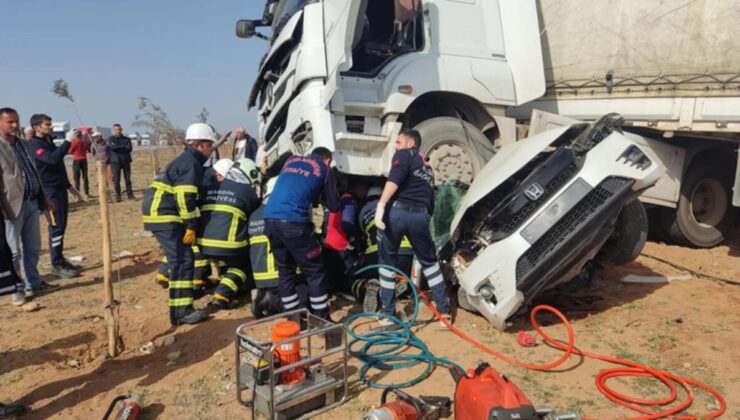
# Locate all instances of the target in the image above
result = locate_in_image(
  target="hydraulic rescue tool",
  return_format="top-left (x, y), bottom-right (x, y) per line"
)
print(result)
top-left (362, 363), bottom-right (579, 420)
top-left (235, 308), bottom-right (348, 419)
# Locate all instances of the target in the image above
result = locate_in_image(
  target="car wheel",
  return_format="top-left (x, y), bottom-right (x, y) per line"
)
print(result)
top-left (595, 198), bottom-right (648, 266)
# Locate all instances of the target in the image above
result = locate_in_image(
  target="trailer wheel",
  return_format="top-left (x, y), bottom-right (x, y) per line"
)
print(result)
top-left (666, 163), bottom-right (734, 247)
top-left (596, 199), bottom-right (648, 266)
top-left (414, 117), bottom-right (494, 185)
top-left (456, 286), bottom-right (478, 313)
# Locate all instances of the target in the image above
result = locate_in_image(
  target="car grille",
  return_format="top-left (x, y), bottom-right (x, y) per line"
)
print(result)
top-left (516, 177), bottom-right (632, 282)
top-left (489, 163), bottom-right (578, 237)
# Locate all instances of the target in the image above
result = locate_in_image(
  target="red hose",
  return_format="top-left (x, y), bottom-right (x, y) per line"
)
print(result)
top-left (418, 293), bottom-right (726, 419)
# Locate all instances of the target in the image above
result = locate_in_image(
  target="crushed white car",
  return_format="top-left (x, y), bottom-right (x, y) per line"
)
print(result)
top-left (444, 114), bottom-right (665, 329)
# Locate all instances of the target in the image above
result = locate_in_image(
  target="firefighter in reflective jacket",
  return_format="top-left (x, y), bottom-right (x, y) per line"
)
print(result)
top-left (355, 186), bottom-right (413, 312)
top-left (249, 177), bottom-right (308, 318)
top-left (197, 159), bottom-right (260, 311)
top-left (141, 123), bottom-right (214, 326)
top-left (322, 183), bottom-right (365, 297)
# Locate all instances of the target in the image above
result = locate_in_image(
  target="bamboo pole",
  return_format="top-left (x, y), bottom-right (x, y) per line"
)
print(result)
top-left (97, 161), bottom-right (118, 357)
top-left (151, 148), bottom-right (160, 176)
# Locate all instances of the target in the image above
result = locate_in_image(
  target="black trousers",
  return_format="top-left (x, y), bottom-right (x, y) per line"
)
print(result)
top-left (212, 256), bottom-right (254, 302)
top-left (153, 227), bottom-right (195, 325)
top-left (72, 159), bottom-right (89, 195)
top-left (265, 220), bottom-right (330, 319)
top-left (111, 162), bottom-right (133, 198)
top-left (44, 188), bottom-right (69, 267)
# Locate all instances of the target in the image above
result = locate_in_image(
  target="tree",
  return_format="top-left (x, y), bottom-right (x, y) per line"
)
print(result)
top-left (51, 79), bottom-right (84, 125)
top-left (132, 97), bottom-right (185, 145)
top-left (196, 107), bottom-right (209, 124)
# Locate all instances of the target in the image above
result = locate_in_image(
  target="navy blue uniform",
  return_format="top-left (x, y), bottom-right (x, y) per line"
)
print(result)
top-left (141, 147), bottom-right (206, 325)
top-left (264, 153), bottom-right (340, 319)
top-left (30, 135), bottom-right (71, 267)
top-left (197, 170), bottom-right (260, 304)
top-left (379, 148), bottom-right (450, 315)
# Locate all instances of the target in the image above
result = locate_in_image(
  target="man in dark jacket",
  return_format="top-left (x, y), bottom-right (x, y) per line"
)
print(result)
top-left (141, 123), bottom-right (214, 326)
top-left (264, 147), bottom-right (340, 320)
top-left (108, 123), bottom-right (134, 202)
top-left (29, 114), bottom-right (79, 279)
top-left (197, 159), bottom-right (260, 311)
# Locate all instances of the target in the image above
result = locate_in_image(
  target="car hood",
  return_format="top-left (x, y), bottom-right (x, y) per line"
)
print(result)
top-left (449, 125), bottom-right (572, 234)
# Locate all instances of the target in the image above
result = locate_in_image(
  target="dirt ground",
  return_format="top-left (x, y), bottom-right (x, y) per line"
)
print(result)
top-left (1, 149), bottom-right (738, 419)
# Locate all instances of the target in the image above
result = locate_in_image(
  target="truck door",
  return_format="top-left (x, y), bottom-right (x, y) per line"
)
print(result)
top-left (321, 0), bottom-right (363, 104)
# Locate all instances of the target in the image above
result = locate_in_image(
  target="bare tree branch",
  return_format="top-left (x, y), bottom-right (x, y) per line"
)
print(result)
top-left (133, 97), bottom-right (185, 144)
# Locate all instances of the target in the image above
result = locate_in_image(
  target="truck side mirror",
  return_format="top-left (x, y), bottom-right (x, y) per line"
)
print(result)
top-left (236, 20), bottom-right (257, 39)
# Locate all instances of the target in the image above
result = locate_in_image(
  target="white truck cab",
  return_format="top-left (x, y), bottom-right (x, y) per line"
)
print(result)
top-left (238, 0), bottom-right (544, 184)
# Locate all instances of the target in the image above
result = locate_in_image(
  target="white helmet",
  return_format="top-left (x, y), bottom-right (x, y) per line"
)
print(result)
top-left (236, 158), bottom-right (261, 186)
top-left (213, 159), bottom-right (234, 178)
top-left (367, 186), bottom-right (383, 197)
top-left (185, 123), bottom-right (216, 142)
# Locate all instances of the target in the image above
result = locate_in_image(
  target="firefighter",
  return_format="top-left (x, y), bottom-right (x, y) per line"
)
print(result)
top-left (197, 158), bottom-right (260, 311)
top-left (375, 129), bottom-right (452, 327)
top-left (264, 147), bottom-right (340, 320)
top-left (356, 186), bottom-right (412, 312)
top-left (141, 123), bottom-right (214, 326)
top-left (249, 177), bottom-right (308, 318)
top-left (322, 182), bottom-right (366, 299)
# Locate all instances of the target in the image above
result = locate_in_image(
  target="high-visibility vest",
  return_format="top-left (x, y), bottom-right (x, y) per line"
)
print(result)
top-left (248, 205), bottom-right (279, 289)
top-left (142, 147), bottom-right (204, 231)
top-left (196, 176), bottom-right (259, 257)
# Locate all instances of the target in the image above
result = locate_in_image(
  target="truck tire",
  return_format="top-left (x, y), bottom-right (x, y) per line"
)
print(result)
top-left (414, 117), bottom-right (494, 185)
top-left (456, 286), bottom-right (478, 313)
top-left (595, 199), bottom-right (648, 266)
top-left (667, 162), bottom-right (734, 247)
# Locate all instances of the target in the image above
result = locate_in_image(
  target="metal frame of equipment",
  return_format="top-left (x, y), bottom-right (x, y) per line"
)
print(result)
top-left (235, 309), bottom-right (349, 419)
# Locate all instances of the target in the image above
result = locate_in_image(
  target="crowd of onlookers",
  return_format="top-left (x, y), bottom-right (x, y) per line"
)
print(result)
top-left (0, 107), bottom-right (138, 308)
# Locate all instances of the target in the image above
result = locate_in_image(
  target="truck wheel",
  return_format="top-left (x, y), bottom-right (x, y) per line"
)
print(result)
top-left (667, 163), bottom-right (734, 247)
top-left (456, 286), bottom-right (478, 313)
top-left (414, 117), bottom-right (494, 185)
top-left (595, 199), bottom-right (648, 266)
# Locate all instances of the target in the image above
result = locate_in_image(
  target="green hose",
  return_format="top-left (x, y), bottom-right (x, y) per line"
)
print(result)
top-left (343, 264), bottom-right (466, 389)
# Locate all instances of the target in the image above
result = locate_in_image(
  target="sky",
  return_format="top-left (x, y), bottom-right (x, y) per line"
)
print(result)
top-left (2, 0), bottom-right (268, 135)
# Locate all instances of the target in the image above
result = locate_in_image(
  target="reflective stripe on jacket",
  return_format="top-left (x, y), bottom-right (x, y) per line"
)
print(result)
top-left (359, 197), bottom-right (412, 256)
top-left (248, 205), bottom-right (279, 288)
top-left (141, 147), bottom-right (206, 231)
top-left (197, 174), bottom-right (259, 257)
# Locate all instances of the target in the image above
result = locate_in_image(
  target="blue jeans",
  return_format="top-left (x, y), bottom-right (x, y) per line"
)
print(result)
top-left (378, 206), bottom-right (450, 315)
top-left (4, 200), bottom-right (42, 291)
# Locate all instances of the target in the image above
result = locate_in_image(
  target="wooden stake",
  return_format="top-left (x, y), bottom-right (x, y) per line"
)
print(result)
top-left (97, 161), bottom-right (118, 357)
top-left (151, 149), bottom-right (160, 176)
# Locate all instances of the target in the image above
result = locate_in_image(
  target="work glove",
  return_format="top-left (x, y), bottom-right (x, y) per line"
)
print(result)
top-left (182, 228), bottom-right (197, 245)
top-left (375, 202), bottom-right (386, 231)
top-left (65, 130), bottom-right (78, 142)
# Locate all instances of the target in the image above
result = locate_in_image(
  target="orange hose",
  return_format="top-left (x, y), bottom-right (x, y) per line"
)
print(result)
top-left (418, 292), bottom-right (726, 419)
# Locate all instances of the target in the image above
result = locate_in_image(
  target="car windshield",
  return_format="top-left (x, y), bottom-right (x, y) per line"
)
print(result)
top-left (271, 0), bottom-right (308, 38)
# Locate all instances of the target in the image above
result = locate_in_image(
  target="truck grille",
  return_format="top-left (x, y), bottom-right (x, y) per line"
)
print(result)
top-left (516, 177), bottom-right (632, 282)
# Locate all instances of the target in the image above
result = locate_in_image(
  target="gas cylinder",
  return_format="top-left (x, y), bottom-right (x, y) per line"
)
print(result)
top-left (272, 320), bottom-right (306, 385)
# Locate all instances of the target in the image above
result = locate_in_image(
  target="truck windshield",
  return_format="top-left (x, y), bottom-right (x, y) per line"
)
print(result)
top-left (272, 0), bottom-right (309, 38)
